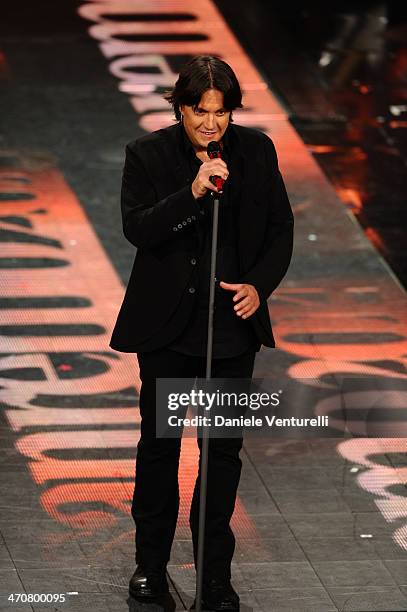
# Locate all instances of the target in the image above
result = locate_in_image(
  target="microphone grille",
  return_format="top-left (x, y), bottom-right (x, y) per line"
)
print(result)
top-left (207, 140), bottom-right (221, 158)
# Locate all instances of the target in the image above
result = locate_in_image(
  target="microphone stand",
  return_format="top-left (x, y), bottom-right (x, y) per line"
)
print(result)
top-left (195, 188), bottom-right (220, 612)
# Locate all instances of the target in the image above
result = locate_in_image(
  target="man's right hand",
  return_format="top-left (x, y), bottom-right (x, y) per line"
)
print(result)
top-left (191, 158), bottom-right (229, 199)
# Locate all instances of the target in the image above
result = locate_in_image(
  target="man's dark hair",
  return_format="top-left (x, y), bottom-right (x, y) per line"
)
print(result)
top-left (164, 55), bottom-right (243, 121)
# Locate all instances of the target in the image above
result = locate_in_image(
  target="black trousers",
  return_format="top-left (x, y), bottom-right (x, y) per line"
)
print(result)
top-left (132, 346), bottom-right (256, 581)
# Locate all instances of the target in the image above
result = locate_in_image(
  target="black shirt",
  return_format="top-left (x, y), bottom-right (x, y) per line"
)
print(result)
top-left (166, 124), bottom-right (258, 358)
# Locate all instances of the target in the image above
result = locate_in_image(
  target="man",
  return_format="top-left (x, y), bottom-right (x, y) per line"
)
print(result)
top-left (110, 56), bottom-right (294, 612)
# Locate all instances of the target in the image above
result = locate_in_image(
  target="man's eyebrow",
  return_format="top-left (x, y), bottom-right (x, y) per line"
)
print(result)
top-left (195, 106), bottom-right (226, 112)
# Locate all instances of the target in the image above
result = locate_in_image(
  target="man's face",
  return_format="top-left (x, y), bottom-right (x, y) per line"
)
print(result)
top-left (181, 89), bottom-right (231, 152)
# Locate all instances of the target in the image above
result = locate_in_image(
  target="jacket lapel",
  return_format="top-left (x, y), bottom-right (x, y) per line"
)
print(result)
top-left (229, 126), bottom-right (254, 275)
top-left (158, 123), bottom-right (189, 194)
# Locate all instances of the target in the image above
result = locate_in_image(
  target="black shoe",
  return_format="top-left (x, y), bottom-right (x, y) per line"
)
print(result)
top-left (190, 578), bottom-right (240, 611)
top-left (129, 565), bottom-right (169, 600)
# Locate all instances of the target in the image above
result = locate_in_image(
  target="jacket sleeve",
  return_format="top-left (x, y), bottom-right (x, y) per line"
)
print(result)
top-left (121, 143), bottom-right (202, 248)
top-left (240, 136), bottom-right (294, 300)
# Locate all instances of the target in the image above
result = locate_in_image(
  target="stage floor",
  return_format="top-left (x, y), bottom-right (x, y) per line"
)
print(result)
top-left (0, 1), bottom-right (406, 610)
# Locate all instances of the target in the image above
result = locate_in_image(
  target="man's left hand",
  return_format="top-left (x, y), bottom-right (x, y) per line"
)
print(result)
top-left (219, 281), bottom-right (260, 319)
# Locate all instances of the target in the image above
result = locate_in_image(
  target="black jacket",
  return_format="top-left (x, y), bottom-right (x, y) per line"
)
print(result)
top-left (109, 122), bottom-right (294, 353)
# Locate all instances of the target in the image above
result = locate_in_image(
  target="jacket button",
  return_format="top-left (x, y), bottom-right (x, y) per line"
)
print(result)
top-left (188, 287), bottom-right (196, 294)
top-left (182, 221), bottom-right (187, 225)
top-left (173, 227), bottom-right (177, 232)
top-left (187, 217), bottom-right (191, 222)
top-left (178, 223), bottom-right (182, 229)
top-left (190, 258), bottom-right (196, 265)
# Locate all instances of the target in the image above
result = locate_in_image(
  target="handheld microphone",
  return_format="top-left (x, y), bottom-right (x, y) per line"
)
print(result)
top-left (207, 140), bottom-right (224, 193)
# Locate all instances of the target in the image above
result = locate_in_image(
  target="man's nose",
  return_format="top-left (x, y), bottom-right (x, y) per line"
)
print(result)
top-left (204, 114), bottom-right (215, 130)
